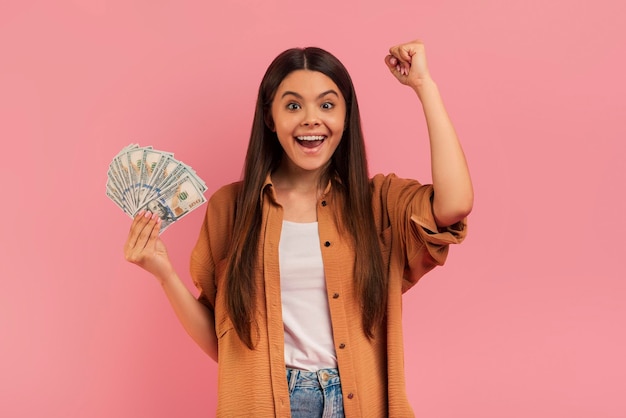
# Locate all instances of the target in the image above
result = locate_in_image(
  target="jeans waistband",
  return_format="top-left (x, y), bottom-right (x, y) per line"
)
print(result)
top-left (286, 367), bottom-right (340, 391)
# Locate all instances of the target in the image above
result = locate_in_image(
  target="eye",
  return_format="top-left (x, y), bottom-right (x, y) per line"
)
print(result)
top-left (321, 102), bottom-right (334, 110)
top-left (286, 102), bottom-right (301, 110)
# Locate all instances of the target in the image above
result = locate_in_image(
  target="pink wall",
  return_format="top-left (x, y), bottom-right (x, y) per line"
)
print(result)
top-left (1, 1), bottom-right (625, 417)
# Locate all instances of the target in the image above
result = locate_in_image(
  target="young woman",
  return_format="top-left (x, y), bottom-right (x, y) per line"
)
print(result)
top-left (124, 39), bottom-right (473, 417)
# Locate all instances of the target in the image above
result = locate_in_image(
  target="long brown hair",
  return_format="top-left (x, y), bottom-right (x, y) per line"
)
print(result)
top-left (225, 47), bottom-right (386, 349)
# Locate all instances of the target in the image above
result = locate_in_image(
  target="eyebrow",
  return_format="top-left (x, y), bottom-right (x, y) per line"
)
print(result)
top-left (280, 89), bottom-right (339, 100)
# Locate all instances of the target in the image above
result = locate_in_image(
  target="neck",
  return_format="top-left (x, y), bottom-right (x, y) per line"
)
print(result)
top-left (272, 163), bottom-right (328, 195)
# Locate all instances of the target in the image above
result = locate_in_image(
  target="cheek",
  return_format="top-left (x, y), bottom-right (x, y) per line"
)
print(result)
top-left (275, 122), bottom-right (292, 139)
top-left (331, 107), bottom-right (347, 131)
top-left (274, 114), bottom-right (297, 134)
top-left (329, 115), bottom-right (346, 132)
top-left (274, 125), bottom-right (294, 145)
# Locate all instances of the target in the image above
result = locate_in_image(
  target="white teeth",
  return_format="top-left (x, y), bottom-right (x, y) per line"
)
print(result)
top-left (297, 135), bottom-right (325, 141)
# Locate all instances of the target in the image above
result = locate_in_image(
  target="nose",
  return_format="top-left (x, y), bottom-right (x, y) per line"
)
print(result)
top-left (301, 107), bottom-right (320, 127)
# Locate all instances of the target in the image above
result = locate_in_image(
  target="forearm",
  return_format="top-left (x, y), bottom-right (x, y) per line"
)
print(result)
top-left (157, 270), bottom-right (218, 361)
top-left (414, 78), bottom-right (473, 226)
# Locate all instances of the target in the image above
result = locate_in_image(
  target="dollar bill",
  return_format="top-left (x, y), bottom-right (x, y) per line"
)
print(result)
top-left (138, 173), bottom-right (207, 233)
top-left (106, 144), bottom-right (207, 233)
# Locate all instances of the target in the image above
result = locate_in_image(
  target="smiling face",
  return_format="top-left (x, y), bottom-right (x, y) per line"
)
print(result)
top-left (270, 69), bottom-right (346, 176)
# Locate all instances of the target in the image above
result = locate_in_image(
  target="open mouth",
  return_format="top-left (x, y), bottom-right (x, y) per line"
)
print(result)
top-left (296, 135), bottom-right (326, 148)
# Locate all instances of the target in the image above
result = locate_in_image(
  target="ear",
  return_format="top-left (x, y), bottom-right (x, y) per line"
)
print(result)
top-left (264, 114), bottom-right (275, 132)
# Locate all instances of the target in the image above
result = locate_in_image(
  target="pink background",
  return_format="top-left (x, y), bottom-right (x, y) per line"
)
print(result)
top-left (1, 0), bottom-right (625, 417)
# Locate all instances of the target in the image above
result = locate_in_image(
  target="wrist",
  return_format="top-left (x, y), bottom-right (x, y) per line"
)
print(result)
top-left (155, 266), bottom-right (178, 286)
top-left (412, 76), bottom-right (438, 100)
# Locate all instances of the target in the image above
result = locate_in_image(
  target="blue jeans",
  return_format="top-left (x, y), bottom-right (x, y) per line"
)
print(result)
top-left (286, 368), bottom-right (345, 418)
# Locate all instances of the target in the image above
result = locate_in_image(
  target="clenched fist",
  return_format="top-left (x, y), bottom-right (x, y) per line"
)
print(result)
top-left (384, 39), bottom-right (432, 90)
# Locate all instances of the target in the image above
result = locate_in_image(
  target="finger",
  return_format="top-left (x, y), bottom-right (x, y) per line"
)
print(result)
top-left (384, 54), bottom-right (408, 78)
top-left (388, 45), bottom-right (412, 65)
top-left (384, 55), bottom-right (398, 72)
top-left (134, 212), bottom-right (160, 252)
top-left (125, 210), bottom-right (152, 252)
top-left (125, 210), bottom-right (144, 253)
top-left (389, 44), bottom-right (417, 77)
top-left (124, 213), bottom-right (161, 264)
top-left (145, 216), bottom-right (162, 249)
top-left (128, 210), bottom-right (151, 242)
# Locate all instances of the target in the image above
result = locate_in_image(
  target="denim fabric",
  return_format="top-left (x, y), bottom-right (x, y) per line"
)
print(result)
top-left (286, 368), bottom-right (344, 418)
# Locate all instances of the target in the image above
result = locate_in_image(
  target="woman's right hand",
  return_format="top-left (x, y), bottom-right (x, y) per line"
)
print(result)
top-left (124, 210), bottom-right (174, 282)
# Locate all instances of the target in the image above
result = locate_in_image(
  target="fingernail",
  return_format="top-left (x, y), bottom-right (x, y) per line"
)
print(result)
top-left (151, 213), bottom-right (159, 220)
top-left (396, 65), bottom-right (401, 72)
top-left (137, 210), bottom-right (145, 217)
top-left (144, 211), bottom-right (152, 218)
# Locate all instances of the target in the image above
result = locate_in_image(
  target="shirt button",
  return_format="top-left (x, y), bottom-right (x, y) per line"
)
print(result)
top-left (339, 343), bottom-right (345, 349)
top-left (321, 200), bottom-right (327, 206)
top-left (347, 393), bottom-right (354, 399)
top-left (324, 241), bottom-right (331, 247)
top-left (333, 293), bottom-right (339, 299)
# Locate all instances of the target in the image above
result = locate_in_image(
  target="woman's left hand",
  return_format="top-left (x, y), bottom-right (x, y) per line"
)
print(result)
top-left (384, 40), bottom-right (431, 90)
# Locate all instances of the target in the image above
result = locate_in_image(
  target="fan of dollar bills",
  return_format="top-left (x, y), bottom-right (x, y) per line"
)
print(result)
top-left (106, 144), bottom-right (208, 233)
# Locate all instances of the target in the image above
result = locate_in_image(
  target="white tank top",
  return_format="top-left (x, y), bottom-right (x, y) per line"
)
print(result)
top-left (279, 220), bottom-right (337, 371)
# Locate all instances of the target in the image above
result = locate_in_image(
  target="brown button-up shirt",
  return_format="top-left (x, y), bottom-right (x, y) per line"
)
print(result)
top-left (190, 173), bottom-right (467, 417)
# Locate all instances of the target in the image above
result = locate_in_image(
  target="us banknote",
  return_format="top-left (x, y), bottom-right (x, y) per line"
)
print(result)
top-left (106, 144), bottom-right (207, 233)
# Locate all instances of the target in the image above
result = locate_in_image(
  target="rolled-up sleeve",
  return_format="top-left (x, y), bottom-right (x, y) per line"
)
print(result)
top-left (189, 183), bottom-right (240, 311)
top-left (408, 183), bottom-right (467, 263)
top-left (372, 173), bottom-right (468, 292)
top-left (190, 209), bottom-right (216, 310)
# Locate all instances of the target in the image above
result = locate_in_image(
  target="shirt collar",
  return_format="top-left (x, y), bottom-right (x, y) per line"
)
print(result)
top-left (260, 173), bottom-right (335, 203)
top-left (261, 173), bottom-right (276, 203)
